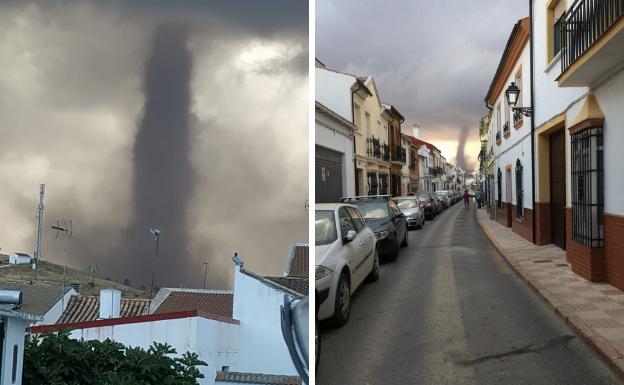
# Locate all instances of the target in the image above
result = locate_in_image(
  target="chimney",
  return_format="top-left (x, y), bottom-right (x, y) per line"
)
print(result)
top-left (99, 289), bottom-right (121, 319)
top-left (412, 125), bottom-right (420, 139)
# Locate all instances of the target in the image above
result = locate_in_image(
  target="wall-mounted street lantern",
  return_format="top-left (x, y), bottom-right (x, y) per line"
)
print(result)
top-left (505, 82), bottom-right (532, 117)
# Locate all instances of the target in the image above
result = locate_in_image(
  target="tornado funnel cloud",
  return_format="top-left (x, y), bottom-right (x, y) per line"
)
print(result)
top-left (124, 24), bottom-right (195, 288)
top-left (456, 127), bottom-right (469, 170)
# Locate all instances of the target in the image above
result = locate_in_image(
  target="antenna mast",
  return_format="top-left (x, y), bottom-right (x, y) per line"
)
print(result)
top-left (33, 184), bottom-right (45, 269)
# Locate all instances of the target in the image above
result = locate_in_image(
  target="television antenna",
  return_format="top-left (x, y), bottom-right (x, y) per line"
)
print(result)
top-left (51, 219), bottom-right (73, 310)
top-left (88, 264), bottom-right (99, 294)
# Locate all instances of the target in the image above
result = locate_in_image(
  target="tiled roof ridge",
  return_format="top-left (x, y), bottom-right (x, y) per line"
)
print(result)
top-left (215, 371), bottom-right (301, 385)
top-left (167, 288), bottom-right (233, 294)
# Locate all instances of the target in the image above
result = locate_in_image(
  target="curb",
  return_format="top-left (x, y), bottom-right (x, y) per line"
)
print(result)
top-left (475, 208), bottom-right (624, 378)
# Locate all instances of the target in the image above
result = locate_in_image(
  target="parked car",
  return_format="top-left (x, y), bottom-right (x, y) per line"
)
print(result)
top-left (393, 196), bottom-right (425, 229)
top-left (468, 190), bottom-right (476, 197)
top-left (416, 193), bottom-right (436, 220)
top-left (435, 191), bottom-right (449, 209)
top-left (315, 203), bottom-right (379, 327)
top-left (436, 190), bottom-right (453, 207)
top-left (342, 196), bottom-right (408, 262)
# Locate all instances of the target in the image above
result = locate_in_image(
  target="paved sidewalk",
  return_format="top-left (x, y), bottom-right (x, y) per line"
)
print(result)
top-left (477, 207), bottom-right (624, 376)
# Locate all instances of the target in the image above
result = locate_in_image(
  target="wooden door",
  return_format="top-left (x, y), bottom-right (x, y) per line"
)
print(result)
top-left (550, 130), bottom-right (566, 250)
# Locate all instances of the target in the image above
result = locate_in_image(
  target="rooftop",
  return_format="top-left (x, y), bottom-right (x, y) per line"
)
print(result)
top-left (0, 283), bottom-right (72, 317)
top-left (58, 294), bottom-right (149, 323)
top-left (151, 288), bottom-right (233, 317)
top-left (215, 371), bottom-right (301, 385)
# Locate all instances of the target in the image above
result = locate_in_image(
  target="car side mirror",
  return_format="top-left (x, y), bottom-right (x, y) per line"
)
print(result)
top-left (344, 230), bottom-right (357, 243)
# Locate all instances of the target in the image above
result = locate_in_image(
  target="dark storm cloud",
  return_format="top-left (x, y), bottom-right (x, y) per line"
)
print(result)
top-left (0, 1), bottom-right (308, 290)
top-left (316, 0), bottom-right (527, 169)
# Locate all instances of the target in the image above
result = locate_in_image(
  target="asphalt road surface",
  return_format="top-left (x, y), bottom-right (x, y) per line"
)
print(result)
top-left (317, 202), bottom-right (624, 385)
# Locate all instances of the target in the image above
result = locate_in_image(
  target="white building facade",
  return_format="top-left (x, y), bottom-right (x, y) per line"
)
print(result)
top-left (531, 0), bottom-right (624, 287)
top-left (485, 17), bottom-right (534, 242)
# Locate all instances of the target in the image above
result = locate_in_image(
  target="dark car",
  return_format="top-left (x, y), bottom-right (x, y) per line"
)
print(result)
top-left (342, 196), bottom-right (408, 262)
top-left (418, 192), bottom-right (442, 217)
top-left (416, 193), bottom-right (436, 220)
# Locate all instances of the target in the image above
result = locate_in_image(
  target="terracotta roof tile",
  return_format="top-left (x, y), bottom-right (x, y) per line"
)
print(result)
top-left (153, 291), bottom-right (233, 318)
top-left (264, 277), bottom-right (308, 296)
top-left (287, 245), bottom-right (308, 278)
top-left (0, 283), bottom-right (71, 317)
top-left (215, 371), bottom-right (301, 385)
top-left (58, 295), bottom-right (149, 324)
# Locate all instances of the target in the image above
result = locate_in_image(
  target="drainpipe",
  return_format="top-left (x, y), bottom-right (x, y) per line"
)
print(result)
top-left (351, 82), bottom-right (364, 196)
top-left (530, 0), bottom-right (536, 244)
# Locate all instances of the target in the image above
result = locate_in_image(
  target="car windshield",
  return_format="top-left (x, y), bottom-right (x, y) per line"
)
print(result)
top-left (395, 199), bottom-right (418, 209)
top-left (417, 193), bottom-right (430, 201)
top-left (354, 201), bottom-right (389, 219)
top-left (315, 210), bottom-right (337, 246)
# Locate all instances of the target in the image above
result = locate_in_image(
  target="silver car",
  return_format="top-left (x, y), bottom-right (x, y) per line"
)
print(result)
top-left (393, 196), bottom-right (425, 229)
top-left (315, 203), bottom-right (379, 327)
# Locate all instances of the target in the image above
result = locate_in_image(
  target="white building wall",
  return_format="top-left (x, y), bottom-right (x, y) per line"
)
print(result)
top-left (315, 68), bottom-right (356, 121)
top-left (491, 40), bottom-right (533, 210)
top-left (594, 68), bottom-right (624, 216)
top-left (315, 113), bottom-right (355, 199)
top-left (68, 316), bottom-right (239, 385)
top-left (1, 317), bottom-right (29, 385)
top-left (232, 268), bottom-right (297, 376)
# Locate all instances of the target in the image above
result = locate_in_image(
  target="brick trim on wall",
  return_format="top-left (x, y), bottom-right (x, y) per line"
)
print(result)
top-left (535, 202), bottom-right (551, 245)
top-left (565, 208), bottom-right (606, 282)
top-left (605, 213), bottom-right (624, 291)
top-left (511, 205), bottom-right (533, 242)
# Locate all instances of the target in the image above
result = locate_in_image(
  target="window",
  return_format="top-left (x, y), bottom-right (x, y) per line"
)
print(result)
top-left (367, 172), bottom-right (378, 196)
top-left (554, 15), bottom-right (563, 56)
top-left (315, 210), bottom-right (337, 246)
top-left (379, 174), bottom-right (388, 195)
top-left (516, 159), bottom-right (524, 220)
top-left (549, 0), bottom-right (566, 61)
top-left (365, 112), bottom-right (371, 139)
top-left (571, 126), bottom-right (604, 247)
top-left (353, 104), bottom-right (361, 128)
top-left (338, 207), bottom-right (356, 238)
top-left (346, 207), bottom-right (365, 232)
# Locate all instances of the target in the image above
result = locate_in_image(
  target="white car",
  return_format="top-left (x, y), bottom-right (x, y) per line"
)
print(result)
top-left (315, 203), bottom-right (379, 327)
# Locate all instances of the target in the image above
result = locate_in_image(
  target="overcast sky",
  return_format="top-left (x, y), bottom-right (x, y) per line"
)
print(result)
top-left (0, 1), bottom-right (308, 289)
top-left (316, 0), bottom-right (528, 170)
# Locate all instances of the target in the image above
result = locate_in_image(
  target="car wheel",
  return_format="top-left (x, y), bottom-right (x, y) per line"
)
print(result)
top-left (367, 249), bottom-right (380, 282)
top-left (400, 229), bottom-right (408, 248)
top-left (329, 272), bottom-right (350, 327)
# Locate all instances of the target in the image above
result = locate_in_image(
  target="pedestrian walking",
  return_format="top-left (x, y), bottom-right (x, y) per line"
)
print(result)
top-left (463, 190), bottom-right (469, 208)
top-left (476, 189), bottom-right (483, 208)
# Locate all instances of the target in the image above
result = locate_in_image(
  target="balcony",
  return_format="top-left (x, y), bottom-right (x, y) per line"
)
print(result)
top-left (366, 136), bottom-right (391, 162)
top-left (503, 122), bottom-right (510, 138)
top-left (558, 0), bottom-right (624, 87)
top-left (391, 144), bottom-right (407, 163)
top-left (382, 143), bottom-right (390, 162)
top-left (428, 166), bottom-right (435, 176)
top-left (496, 131), bottom-right (502, 145)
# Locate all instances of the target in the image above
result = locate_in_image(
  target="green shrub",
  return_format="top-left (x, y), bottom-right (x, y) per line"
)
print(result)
top-left (24, 331), bottom-right (206, 385)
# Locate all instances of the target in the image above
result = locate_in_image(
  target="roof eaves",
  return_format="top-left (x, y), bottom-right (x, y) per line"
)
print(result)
top-left (240, 268), bottom-right (304, 298)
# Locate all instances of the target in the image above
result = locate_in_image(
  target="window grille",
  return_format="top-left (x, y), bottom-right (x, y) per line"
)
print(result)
top-left (516, 159), bottom-right (524, 220)
top-left (571, 126), bottom-right (604, 247)
top-left (367, 172), bottom-right (378, 196)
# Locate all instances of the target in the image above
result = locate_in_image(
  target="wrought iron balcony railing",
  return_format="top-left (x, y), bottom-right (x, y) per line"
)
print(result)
top-left (561, 0), bottom-right (624, 73)
top-left (382, 144), bottom-right (390, 161)
top-left (391, 144), bottom-right (407, 163)
top-left (496, 131), bottom-right (502, 143)
top-left (503, 122), bottom-right (510, 135)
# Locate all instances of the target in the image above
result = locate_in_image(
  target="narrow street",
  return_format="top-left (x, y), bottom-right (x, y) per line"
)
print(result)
top-left (318, 203), bottom-right (624, 385)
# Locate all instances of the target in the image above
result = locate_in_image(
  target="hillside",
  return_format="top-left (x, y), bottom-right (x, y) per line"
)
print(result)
top-left (0, 257), bottom-right (148, 299)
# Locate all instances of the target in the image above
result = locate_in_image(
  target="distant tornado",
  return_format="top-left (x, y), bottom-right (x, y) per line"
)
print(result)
top-left (456, 127), bottom-right (469, 170)
top-left (124, 24), bottom-right (194, 288)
